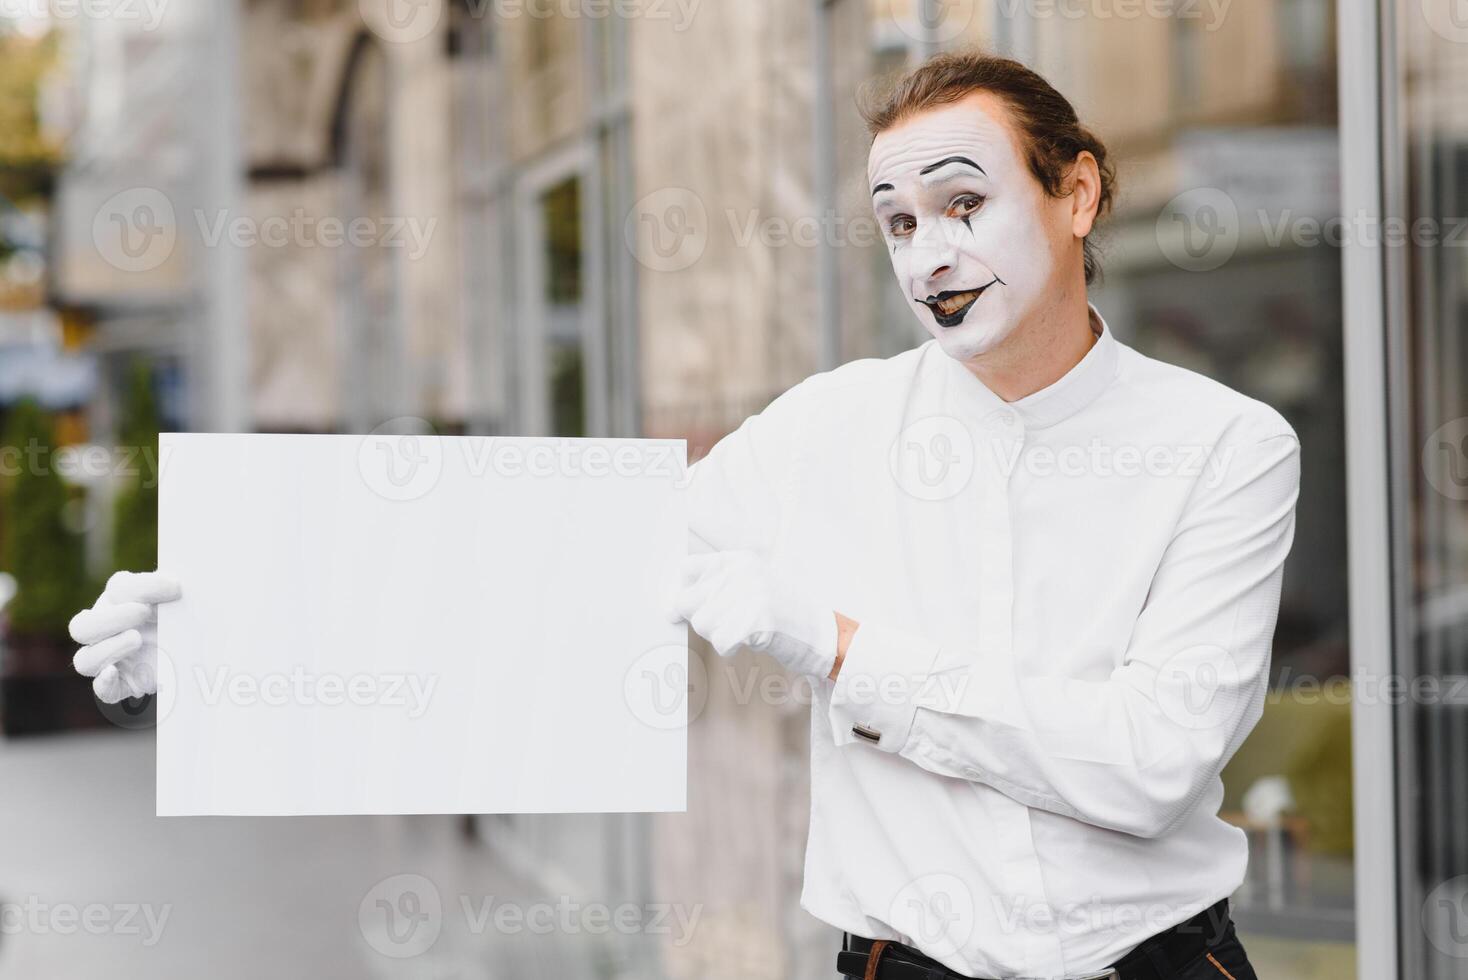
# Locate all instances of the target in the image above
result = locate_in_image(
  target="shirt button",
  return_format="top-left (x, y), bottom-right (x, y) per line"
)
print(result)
top-left (995, 410), bottom-right (1016, 427)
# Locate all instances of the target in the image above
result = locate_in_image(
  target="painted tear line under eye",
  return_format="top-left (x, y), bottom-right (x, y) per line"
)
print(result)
top-left (887, 212), bottom-right (981, 256)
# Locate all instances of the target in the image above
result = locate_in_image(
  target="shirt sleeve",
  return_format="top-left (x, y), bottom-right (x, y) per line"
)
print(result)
top-left (826, 433), bottom-right (1301, 839)
top-left (684, 385), bottom-right (807, 557)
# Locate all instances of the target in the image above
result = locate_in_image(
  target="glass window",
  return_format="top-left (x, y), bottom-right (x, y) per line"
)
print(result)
top-left (541, 176), bottom-right (585, 437)
top-left (1391, 8), bottom-right (1468, 978)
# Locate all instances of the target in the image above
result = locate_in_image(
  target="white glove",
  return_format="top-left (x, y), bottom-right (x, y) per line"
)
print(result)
top-left (69, 570), bottom-right (181, 703)
top-left (671, 550), bottom-right (837, 678)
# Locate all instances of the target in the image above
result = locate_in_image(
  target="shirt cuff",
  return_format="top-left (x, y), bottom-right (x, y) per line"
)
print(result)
top-left (826, 621), bottom-right (942, 753)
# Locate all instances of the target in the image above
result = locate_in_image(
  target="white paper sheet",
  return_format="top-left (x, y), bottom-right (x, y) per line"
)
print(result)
top-left (156, 432), bottom-right (688, 816)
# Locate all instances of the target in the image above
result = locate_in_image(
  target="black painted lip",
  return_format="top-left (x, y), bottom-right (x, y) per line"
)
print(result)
top-left (922, 279), bottom-right (999, 328)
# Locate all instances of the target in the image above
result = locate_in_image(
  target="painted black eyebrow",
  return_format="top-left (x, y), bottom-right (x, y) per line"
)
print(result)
top-left (919, 155), bottom-right (986, 177)
top-left (871, 182), bottom-right (894, 197)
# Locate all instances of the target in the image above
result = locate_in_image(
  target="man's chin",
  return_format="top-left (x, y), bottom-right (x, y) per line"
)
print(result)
top-left (926, 319), bottom-right (1002, 363)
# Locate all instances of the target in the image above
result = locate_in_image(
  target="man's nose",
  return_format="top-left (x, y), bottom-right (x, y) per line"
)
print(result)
top-left (911, 225), bottom-right (959, 289)
top-left (915, 252), bottom-right (957, 292)
top-left (921, 261), bottom-right (954, 283)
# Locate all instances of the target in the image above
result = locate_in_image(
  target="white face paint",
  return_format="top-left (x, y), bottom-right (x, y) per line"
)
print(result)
top-left (869, 93), bottom-right (1068, 363)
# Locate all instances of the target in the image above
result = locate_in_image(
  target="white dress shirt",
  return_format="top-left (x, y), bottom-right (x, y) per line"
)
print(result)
top-left (685, 308), bottom-right (1300, 979)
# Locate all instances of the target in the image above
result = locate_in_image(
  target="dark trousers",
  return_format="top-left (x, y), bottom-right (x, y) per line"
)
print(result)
top-left (1166, 918), bottom-right (1257, 980)
top-left (840, 902), bottom-right (1259, 980)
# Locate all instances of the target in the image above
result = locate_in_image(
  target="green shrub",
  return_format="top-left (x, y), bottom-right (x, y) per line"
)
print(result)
top-left (111, 362), bottom-right (159, 573)
top-left (0, 398), bottom-right (89, 635)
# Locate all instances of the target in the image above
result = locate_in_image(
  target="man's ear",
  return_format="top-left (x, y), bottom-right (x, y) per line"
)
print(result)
top-left (1068, 151), bottom-right (1102, 239)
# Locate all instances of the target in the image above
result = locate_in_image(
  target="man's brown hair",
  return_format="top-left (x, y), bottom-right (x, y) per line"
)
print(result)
top-left (860, 52), bottom-right (1116, 284)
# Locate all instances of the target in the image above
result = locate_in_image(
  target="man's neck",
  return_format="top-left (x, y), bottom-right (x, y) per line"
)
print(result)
top-left (961, 291), bottom-right (1097, 403)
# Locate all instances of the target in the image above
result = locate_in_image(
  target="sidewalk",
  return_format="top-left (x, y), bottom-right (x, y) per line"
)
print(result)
top-left (0, 730), bottom-right (617, 979)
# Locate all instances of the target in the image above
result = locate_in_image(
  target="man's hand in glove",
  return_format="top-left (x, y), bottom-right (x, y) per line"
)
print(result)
top-left (69, 570), bottom-right (181, 703)
top-left (670, 550), bottom-right (842, 680)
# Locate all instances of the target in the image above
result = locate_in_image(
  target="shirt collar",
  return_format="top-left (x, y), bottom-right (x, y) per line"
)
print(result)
top-left (933, 304), bottom-right (1120, 430)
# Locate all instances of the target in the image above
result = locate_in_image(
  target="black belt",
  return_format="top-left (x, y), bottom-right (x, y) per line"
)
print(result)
top-left (837, 898), bottom-right (1233, 980)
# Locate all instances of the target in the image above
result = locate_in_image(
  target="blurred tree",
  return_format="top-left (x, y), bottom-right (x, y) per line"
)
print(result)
top-left (0, 398), bottom-right (89, 635)
top-left (1285, 691), bottom-right (1354, 856)
top-left (0, 28), bottom-right (62, 208)
top-left (111, 362), bottom-right (159, 573)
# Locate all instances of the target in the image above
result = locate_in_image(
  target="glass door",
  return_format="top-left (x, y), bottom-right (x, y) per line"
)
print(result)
top-left (1382, 3), bottom-right (1468, 978)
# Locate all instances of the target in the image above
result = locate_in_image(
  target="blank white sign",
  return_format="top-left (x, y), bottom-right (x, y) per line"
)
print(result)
top-left (156, 433), bottom-right (688, 816)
